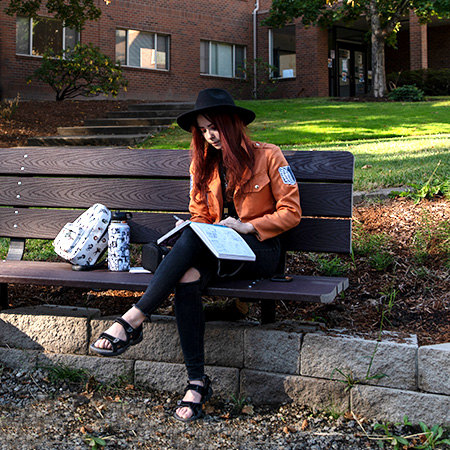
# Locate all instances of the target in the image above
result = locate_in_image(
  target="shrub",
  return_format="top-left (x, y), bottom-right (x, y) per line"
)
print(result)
top-left (232, 58), bottom-right (279, 100)
top-left (388, 85), bottom-right (424, 102)
top-left (387, 68), bottom-right (450, 96)
top-left (28, 43), bottom-right (128, 101)
top-left (0, 93), bottom-right (20, 120)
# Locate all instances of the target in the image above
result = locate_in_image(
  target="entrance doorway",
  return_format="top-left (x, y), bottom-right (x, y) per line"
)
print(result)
top-left (337, 44), bottom-right (367, 97)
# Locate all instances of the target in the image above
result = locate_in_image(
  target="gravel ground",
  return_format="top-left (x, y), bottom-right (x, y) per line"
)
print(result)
top-left (0, 365), bottom-right (393, 450)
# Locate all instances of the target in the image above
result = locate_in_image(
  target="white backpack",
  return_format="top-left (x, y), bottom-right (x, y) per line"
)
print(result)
top-left (53, 204), bottom-right (111, 267)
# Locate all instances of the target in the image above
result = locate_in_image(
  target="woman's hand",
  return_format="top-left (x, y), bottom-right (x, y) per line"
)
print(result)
top-left (218, 217), bottom-right (256, 235)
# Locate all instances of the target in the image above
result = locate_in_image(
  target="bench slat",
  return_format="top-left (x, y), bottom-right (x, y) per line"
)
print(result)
top-left (285, 150), bottom-right (354, 182)
top-left (0, 209), bottom-right (186, 243)
top-left (0, 176), bottom-right (351, 218)
top-left (0, 260), bottom-right (347, 304)
top-left (1, 147), bottom-right (191, 177)
top-left (1, 148), bottom-right (353, 182)
top-left (299, 183), bottom-right (353, 217)
top-left (0, 208), bottom-right (350, 251)
top-left (0, 176), bottom-right (190, 211)
top-left (285, 218), bottom-right (352, 253)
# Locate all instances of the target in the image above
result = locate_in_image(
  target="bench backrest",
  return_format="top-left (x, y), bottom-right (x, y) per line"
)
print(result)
top-left (0, 147), bottom-right (354, 259)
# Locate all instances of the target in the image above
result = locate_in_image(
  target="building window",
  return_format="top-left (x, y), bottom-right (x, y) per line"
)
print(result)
top-left (269, 25), bottom-right (296, 78)
top-left (116, 29), bottom-right (170, 70)
top-left (200, 41), bottom-right (245, 78)
top-left (16, 16), bottom-right (79, 56)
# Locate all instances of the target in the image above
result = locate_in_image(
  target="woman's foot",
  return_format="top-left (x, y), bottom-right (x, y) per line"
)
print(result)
top-left (174, 376), bottom-right (213, 422)
top-left (90, 307), bottom-right (146, 356)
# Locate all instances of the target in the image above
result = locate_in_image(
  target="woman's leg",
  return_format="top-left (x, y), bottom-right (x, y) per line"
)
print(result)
top-left (174, 279), bottom-right (205, 380)
top-left (173, 278), bottom-right (208, 421)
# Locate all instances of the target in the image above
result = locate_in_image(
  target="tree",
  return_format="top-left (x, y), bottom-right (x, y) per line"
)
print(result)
top-left (2, 0), bottom-right (101, 31)
top-left (28, 43), bottom-right (128, 101)
top-left (262, 0), bottom-right (450, 98)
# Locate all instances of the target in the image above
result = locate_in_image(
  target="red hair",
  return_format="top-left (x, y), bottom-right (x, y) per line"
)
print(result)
top-left (190, 111), bottom-right (255, 202)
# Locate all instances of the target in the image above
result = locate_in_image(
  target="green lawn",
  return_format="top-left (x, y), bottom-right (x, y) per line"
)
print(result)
top-left (298, 135), bottom-right (450, 191)
top-left (138, 98), bottom-right (450, 192)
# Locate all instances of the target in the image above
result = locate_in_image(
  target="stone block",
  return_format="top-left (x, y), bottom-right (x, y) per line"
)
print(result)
top-left (0, 308), bottom-right (90, 354)
top-left (418, 343), bottom-right (450, 395)
top-left (241, 369), bottom-right (349, 409)
top-left (352, 385), bottom-right (450, 426)
top-left (206, 365), bottom-right (240, 399)
top-left (135, 361), bottom-right (187, 393)
top-left (205, 321), bottom-right (244, 368)
top-left (0, 347), bottom-right (39, 370)
top-left (37, 353), bottom-right (134, 384)
top-left (284, 375), bottom-right (350, 413)
top-left (135, 360), bottom-right (239, 398)
top-left (244, 328), bottom-right (301, 374)
top-left (301, 332), bottom-right (417, 390)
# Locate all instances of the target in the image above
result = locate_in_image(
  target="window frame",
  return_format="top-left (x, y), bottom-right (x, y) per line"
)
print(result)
top-left (268, 25), bottom-right (297, 79)
top-left (116, 28), bottom-right (170, 71)
top-left (200, 40), bottom-right (246, 79)
top-left (16, 16), bottom-right (79, 57)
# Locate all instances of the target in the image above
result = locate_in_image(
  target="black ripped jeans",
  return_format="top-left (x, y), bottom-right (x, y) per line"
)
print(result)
top-left (134, 227), bottom-right (281, 380)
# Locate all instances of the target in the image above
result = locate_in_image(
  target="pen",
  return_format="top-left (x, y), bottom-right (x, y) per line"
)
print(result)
top-left (173, 215), bottom-right (182, 221)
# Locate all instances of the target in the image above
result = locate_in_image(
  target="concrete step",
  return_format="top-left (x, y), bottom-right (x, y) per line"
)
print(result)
top-left (128, 102), bottom-right (194, 111)
top-left (26, 134), bottom-right (150, 146)
top-left (84, 117), bottom-right (175, 127)
top-left (57, 125), bottom-right (166, 136)
top-left (106, 110), bottom-right (187, 119)
top-left (26, 102), bottom-right (190, 146)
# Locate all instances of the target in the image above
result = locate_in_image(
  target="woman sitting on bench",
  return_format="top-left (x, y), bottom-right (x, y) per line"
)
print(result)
top-left (90, 88), bottom-right (301, 422)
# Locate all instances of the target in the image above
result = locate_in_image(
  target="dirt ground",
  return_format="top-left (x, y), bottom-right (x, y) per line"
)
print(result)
top-left (1, 99), bottom-right (450, 347)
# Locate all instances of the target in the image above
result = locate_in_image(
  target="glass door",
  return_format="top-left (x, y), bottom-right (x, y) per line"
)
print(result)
top-left (338, 48), bottom-right (351, 97)
top-left (354, 50), bottom-right (366, 95)
top-left (337, 45), bottom-right (367, 97)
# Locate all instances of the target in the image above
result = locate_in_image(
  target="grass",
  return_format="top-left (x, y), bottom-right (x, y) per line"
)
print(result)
top-left (141, 97), bottom-right (450, 148)
top-left (138, 97), bottom-right (450, 192)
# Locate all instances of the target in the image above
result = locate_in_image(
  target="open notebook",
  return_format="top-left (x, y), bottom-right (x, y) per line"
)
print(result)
top-left (157, 221), bottom-right (256, 261)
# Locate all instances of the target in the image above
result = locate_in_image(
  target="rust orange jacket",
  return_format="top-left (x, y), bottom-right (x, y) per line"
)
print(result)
top-left (189, 142), bottom-right (301, 241)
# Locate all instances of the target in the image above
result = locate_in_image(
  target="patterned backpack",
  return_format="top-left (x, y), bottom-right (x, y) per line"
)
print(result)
top-left (53, 204), bottom-right (111, 268)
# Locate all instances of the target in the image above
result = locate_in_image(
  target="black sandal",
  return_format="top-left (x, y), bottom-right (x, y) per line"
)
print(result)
top-left (89, 317), bottom-right (143, 357)
top-left (173, 375), bottom-right (213, 423)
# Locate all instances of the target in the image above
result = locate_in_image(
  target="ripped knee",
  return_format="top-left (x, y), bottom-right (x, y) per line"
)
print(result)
top-left (179, 267), bottom-right (200, 284)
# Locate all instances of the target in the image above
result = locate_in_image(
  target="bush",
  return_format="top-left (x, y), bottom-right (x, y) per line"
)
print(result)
top-left (0, 93), bottom-right (20, 120)
top-left (388, 85), bottom-right (425, 102)
top-left (426, 69), bottom-right (450, 96)
top-left (28, 43), bottom-right (128, 101)
top-left (387, 68), bottom-right (450, 96)
top-left (231, 58), bottom-right (279, 100)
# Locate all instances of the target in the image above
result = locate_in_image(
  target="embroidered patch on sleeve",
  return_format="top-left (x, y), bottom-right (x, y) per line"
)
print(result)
top-left (278, 165), bottom-right (297, 185)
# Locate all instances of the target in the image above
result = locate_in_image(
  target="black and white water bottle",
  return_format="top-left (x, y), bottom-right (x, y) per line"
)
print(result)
top-left (108, 211), bottom-right (132, 271)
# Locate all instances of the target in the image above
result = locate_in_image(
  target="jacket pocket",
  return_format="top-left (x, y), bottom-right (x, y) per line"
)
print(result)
top-left (242, 172), bottom-right (270, 194)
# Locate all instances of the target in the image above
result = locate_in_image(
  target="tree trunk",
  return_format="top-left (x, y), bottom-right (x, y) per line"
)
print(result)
top-left (368, 0), bottom-right (388, 98)
top-left (371, 31), bottom-right (387, 98)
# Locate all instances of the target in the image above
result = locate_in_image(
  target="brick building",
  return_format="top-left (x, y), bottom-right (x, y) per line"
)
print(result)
top-left (0, 0), bottom-right (448, 101)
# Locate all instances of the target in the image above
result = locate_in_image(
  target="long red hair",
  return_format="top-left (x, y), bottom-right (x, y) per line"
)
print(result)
top-left (190, 111), bottom-right (255, 202)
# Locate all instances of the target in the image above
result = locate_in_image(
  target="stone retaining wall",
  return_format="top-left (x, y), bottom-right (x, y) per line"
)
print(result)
top-left (1, 305), bottom-right (450, 426)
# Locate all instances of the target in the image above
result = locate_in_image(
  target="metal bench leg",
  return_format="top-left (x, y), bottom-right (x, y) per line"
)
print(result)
top-left (261, 300), bottom-right (276, 324)
top-left (0, 283), bottom-right (8, 310)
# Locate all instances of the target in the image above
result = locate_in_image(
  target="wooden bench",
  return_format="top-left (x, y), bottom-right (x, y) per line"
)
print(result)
top-left (0, 146), bottom-right (354, 324)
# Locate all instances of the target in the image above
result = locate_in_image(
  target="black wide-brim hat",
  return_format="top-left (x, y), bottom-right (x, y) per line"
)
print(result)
top-left (177, 88), bottom-right (256, 132)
